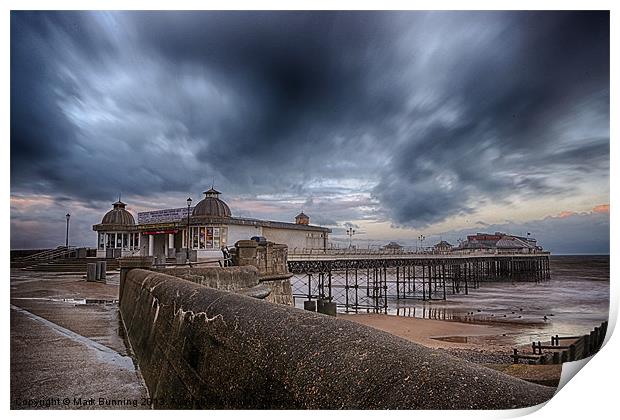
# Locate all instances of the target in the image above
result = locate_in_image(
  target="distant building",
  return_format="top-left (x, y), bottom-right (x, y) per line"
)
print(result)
top-left (382, 241), bottom-right (404, 253)
top-left (93, 188), bottom-right (330, 260)
top-left (457, 232), bottom-right (540, 254)
top-left (295, 211), bottom-right (310, 225)
top-left (434, 240), bottom-right (453, 253)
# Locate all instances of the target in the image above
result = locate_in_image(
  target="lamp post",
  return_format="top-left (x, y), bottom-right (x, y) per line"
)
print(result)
top-left (346, 227), bottom-right (356, 249)
top-left (186, 197), bottom-right (192, 265)
top-left (418, 234), bottom-right (425, 253)
top-left (65, 213), bottom-right (70, 248)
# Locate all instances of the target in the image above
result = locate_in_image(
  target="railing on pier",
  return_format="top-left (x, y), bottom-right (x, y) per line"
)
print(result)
top-left (512, 321), bottom-right (608, 364)
top-left (289, 247), bottom-right (550, 260)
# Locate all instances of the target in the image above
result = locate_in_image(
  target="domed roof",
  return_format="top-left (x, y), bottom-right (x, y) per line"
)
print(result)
top-left (101, 200), bottom-right (136, 225)
top-left (192, 188), bottom-right (231, 218)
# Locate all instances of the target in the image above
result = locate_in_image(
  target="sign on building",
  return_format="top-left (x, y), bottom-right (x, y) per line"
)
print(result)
top-left (138, 207), bottom-right (194, 224)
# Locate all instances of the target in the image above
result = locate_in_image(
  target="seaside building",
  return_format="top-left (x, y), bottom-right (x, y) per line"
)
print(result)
top-left (456, 232), bottom-right (541, 254)
top-left (382, 241), bottom-right (404, 253)
top-left (433, 240), bottom-right (453, 253)
top-left (92, 200), bottom-right (140, 258)
top-left (93, 188), bottom-right (331, 260)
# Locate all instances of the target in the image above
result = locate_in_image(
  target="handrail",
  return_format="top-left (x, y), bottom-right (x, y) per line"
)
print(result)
top-left (288, 247), bottom-right (550, 258)
top-left (17, 246), bottom-right (78, 262)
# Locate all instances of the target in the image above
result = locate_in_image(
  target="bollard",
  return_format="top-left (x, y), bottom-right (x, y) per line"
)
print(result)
top-left (95, 262), bottom-right (101, 280)
top-left (99, 261), bottom-right (107, 280)
top-left (322, 302), bottom-right (337, 317)
top-left (304, 300), bottom-right (317, 312)
top-left (317, 299), bottom-right (337, 317)
top-left (86, 263), bottom-right (97, 282)
top-left (317, 299), bottom-right (326, 314)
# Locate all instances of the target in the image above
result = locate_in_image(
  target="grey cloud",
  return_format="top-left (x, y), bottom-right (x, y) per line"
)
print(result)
top-left (435, 211), bottom-right (610, 255)
top-left (10, 11), bottom-right (609, 251)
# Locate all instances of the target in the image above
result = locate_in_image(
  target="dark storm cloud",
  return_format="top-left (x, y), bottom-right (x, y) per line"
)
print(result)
top-left (10, 11), bottom-right (609, 248)
top-left (372, 11), bottom-right (609, 226)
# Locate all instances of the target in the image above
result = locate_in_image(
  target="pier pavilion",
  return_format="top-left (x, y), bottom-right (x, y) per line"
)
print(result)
top-left (93, 188), bottom-right (330, 261)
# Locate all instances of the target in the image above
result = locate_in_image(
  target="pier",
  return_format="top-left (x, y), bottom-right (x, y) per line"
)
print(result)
top-left (288, 251), bottom-right (550, 312)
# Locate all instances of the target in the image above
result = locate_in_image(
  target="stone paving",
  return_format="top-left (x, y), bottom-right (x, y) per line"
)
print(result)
top-left (10, 270), bottom-right (149, 410)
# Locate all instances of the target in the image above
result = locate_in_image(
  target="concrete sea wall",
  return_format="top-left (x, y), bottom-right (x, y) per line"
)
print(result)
top-left (120, 269), bottom-right (555, 409)
top-left (154, 266), bottom-right (259, 292)
top-left (152, 265), bottom-right (292, 305)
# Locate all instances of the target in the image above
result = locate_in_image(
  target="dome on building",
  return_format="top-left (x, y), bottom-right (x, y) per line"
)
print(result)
top-left (192, 188), bottom-right (231, 218)
top-left (101, 200), bottom-right (135, 225)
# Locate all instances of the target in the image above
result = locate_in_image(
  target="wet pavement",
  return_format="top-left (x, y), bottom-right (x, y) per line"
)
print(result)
top-left (10, 270), bottom-right (150, 410)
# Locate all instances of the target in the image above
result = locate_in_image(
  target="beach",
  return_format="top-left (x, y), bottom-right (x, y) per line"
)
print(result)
top-left (340, 313), bottom-right (517, 362)
top-left (340, 313), bottom-right (563, 386)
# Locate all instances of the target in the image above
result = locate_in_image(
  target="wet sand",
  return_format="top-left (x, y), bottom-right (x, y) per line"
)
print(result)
top-left (340, 313), bottom-right (562, 386)
top-left (340, 313), bottom-right (518, 352)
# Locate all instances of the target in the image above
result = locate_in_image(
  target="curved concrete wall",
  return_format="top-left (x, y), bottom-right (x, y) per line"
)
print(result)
top-left (120, 269), bottom-right (555, 409)
top-left (153, 266), bottom-right (259, 292)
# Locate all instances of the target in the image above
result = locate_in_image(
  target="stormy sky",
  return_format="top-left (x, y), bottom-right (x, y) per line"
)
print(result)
top-left (10, 11), bottom-right (609, 253)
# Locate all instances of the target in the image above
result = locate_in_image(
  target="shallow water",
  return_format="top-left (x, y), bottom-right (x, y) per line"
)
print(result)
top-left (387, 255), bottom-right (609, 345)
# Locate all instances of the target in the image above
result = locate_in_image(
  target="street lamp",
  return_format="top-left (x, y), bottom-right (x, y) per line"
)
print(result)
top-left (65, 213), bottom-right (70, 248)
top-left (418, 234), bottom-right (425, 252)
top-left (346, 227), bottom-right (356, 249)
top-left (186, 197), bottom-right (192, 265)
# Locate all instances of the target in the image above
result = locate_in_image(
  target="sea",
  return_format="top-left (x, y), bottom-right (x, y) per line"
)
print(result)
top-left (386, 255), bottom-right (609, 345)
top-left (292, 255), bottom-right (610, 345)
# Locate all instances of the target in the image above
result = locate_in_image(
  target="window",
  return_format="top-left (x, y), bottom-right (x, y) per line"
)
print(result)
top-left (98, 233), bottom-right (105, 250)
top-left (107, 233), bottom-right (115, 249)
top-left (199, 227), bottom-right (205, 249)
top-left (134, 233), bottom-right (140, 249)
top-left (189, 226), bottom-right (227, 249)
top-left (192, 227), bottom-right (199, 248)
top-left (206, 228), bottom-right (213, 249)
top-left (123, 233), bottom-right (129, 250)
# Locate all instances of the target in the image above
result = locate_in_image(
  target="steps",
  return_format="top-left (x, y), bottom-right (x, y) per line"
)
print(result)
top-left (22, 258), bottom-right (120, 273)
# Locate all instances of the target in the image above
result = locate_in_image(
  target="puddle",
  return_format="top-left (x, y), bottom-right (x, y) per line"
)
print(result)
top-left (432, 336), bottom-right (469, 343)
top-left (11, 297), bottom-right (118, 305)
top-left (62, 298), bottom-right (119, 305)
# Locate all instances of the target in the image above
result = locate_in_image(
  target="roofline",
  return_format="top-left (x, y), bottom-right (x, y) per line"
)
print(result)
top-left (99, 216), bottom-right (332, 233)
top-left (220, 216), bottom-right (332, 232)
top-left (93, 224), bottom-right (139, 232)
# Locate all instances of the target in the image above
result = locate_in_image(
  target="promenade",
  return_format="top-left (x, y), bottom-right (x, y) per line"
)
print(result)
top-left (10, 270), bottom-right (149, 409)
